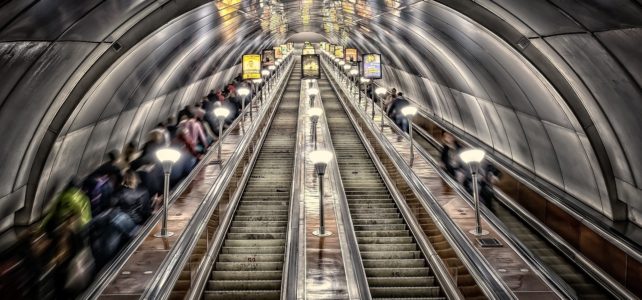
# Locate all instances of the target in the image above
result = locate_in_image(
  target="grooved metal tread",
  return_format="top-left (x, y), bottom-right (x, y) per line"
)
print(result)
top-left (203, 66), bottom-right (301, 300)
top-left (319, 73), bottom-right (445, 300)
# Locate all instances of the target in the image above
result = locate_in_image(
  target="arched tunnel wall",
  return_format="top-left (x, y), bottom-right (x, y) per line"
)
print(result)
top-left (0, 0), bottom-right (640, 233)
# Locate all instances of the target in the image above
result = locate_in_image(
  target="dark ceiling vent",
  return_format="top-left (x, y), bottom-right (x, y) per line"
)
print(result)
top-left (112, 41), bottom-right (122, 52)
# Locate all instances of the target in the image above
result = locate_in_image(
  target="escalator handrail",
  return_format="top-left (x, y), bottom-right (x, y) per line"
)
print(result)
top-left (359, 77), bottom-right (642, 262)
top-left (320, 67), bottom-right (464, 300)
top-left (322, 57), bottom-right (515, 300)
top-left (183, 56), bottom-right (297, 300)
top-left (139, 57), bottom-right (295, 300)
top-left (409, 123), bottom-right (635, 300)
top-left (280, 59), bottom-right (304, 300)
top-left (313, 75), bottom-right (372, 300)
top-left (323, 60), bottom-right (516, 299)
top-left (337, 60), bottom-right (636, 299)
top-left (80, 71), bottom-right (268, 300)
top-left (380, 109), bottom-right (578, 299)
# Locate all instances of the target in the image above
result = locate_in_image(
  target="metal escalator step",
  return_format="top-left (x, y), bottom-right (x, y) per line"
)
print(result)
top-left (203, 290), bottom-right (280, 300)
top-left (360, 251), bottom-right (422, 260)
top-left (363, 259), bottom-right (426, 268)
top-left (220, 246), bottom-right (285, 254)
top-left (214, 261), bottom-right (283, 271)
top-left (208, 280), bottom-right (281, 290)
top-left (354, 230), bottom-right (410, 237)
top-left (218, 254), bottom-right (284, 262)
top-left (368, 276), bottom-right (436, 287)
top-left (370, 286), bottom-right (441, 298)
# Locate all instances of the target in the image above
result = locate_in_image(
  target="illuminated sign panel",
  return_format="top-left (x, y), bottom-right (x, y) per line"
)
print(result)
top-left (242, 54), bottom-right (262, 80)
top-left (334, 45), bottom-right (344, 58)
top-left (362, 53), bottom-right (382, 79)
top-left (301, 54), bottom-right (320, 79)
top-left (303, 46), bottom-right (315, 55)
top-left (274, 46), bottom-right (283, 58)
top-left (345, 48), bottom-right (358, 63)
top-left (262, 49), bottom-right (275, 67)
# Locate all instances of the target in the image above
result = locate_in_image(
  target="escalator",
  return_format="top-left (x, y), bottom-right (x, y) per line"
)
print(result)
top-left (318, 73), bottom-right (446, 300)
top-left (412, 129), bottom-right (614, 299)
top-left (201, 63), bottom-right (301, 300)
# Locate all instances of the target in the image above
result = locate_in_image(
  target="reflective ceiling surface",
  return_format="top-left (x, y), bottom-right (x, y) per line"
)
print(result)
top-left (0, 0), bottom-right (641, 231)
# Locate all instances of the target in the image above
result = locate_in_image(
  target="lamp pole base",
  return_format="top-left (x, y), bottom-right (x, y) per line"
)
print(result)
top-left (210, 159), bottom-right (222, 165)
top-left (312, 229), bottom-right (332, 237)
top-left (469, 229), bottom-right (489, 236)
top-left (154, 230), bottom-right (175, 238)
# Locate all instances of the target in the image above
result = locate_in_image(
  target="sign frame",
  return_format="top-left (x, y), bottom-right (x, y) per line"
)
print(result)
top-left (345, 48), bottom-right (358, 64)
top-left (262, 49), bottom-right (275, 67)
top-left (362, 53), bottom-right (382, 79)
top-left (242, 54), bottom-right (262, 80)
top-left (334, 45), bottom-right (344, 59)
top-left (274, 46), bottom-right (283, 59)
top-left (301, 54), bottom-right (320, 79)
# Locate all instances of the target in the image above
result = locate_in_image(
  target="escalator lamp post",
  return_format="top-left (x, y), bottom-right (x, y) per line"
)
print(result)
top-left (308, 79), bottom-right (316, 89)
top-left (459, 149), bottom-right (489, 236)
top-left (213, 107), bottom-right (230, 164)
top-left (154, 148), bottom-right (181, 238)
top-left (267, 65), bottom-right (276, 90)
top-left (342, 64), bottom-right (351, 85)
top-left (253, 78), bottom-right (263, 107)
top-left (401, 106), bottom-right (417, 166)
top-left (359, 77), bottom-right (370, 106)
top-left (349, 69), bottom-right (359, 94)
top-left (310, 150), bottom-right (333, 237)
top-left (275, 60), bottom-right (281, 78)
top-left (237, 86), bottom-right (250, 122)
top-left (261, 69), bottom-right (270, 94)
top-left (308, 107), bottom-right (324, 150)
top-left (375, 87), bottom-right (387, 130)
top-left (308, 87), bottom-right (319, 107)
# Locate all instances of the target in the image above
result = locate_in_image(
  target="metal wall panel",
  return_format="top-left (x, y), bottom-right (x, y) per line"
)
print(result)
top-left (546, 34), bottom-right (642, 188)
top-left (0, 0), bottom-right (103, 41)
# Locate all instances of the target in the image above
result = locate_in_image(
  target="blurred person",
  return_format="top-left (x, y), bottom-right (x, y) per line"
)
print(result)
top-left (386, 92), bottom-right (410, 140)
top-left (166, 116), bottom-right (178, 140)
top-left (40, 178), bottom-right (94, 298)
top-left (480, 163), bottom-right (502, 209)
top-left (150, 122), bottom-right (171, 146)
top-left (440, 132), bottom-right (462, 179)
top-left (111, 170), bottom-right (151, 225)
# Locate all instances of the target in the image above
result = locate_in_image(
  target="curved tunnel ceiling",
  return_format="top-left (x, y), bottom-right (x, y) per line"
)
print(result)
top-left (0, 0), bottom-right (641, 232)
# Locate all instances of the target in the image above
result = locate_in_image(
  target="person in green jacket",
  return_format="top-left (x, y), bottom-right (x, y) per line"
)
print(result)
top-left (40, 178), bottom-right (92, 234)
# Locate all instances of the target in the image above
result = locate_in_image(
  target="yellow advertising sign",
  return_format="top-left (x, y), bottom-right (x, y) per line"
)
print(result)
top-left (329, 44), bottom-right (335, 56)
top-left (303, 46), bottom-right (315, 55)
top-left (334, 45), bottom-right (344, 59)
top-left (280, 44), bottom-right (287, 55)
top-left (242, 54), bottom-right (261, 80)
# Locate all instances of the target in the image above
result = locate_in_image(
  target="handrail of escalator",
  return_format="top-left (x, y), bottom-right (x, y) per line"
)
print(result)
top-left (321, 57), bottom-right (514, 300)
top-left (184, 60), bottom-right (295, 300)
top-left (140, 56), bottom-right (296, 300)
top-left (79, 71), bottom-right (270, 300)
top-left (313, 77), bottom-right (372, 299)
top-left (409, 122), bottom-right (635, 300)
top-left (281, 60), bottom-right (305, 300)
top-left (320, 67), bottom-right (463, 300)
top-left (363, 77), bottom-right (642, 263)
top-left (379, 108), bottom-right (578, 299)
top-left (354, 70), bottom-right (636, 299)
top-left (338, 62), bottom-right (637, 299)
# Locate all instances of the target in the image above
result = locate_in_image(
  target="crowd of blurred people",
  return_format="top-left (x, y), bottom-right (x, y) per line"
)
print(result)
top-left (1, 75), bottom-right (260, 299)
top-left (381, 88), bottom-right (502, 209)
